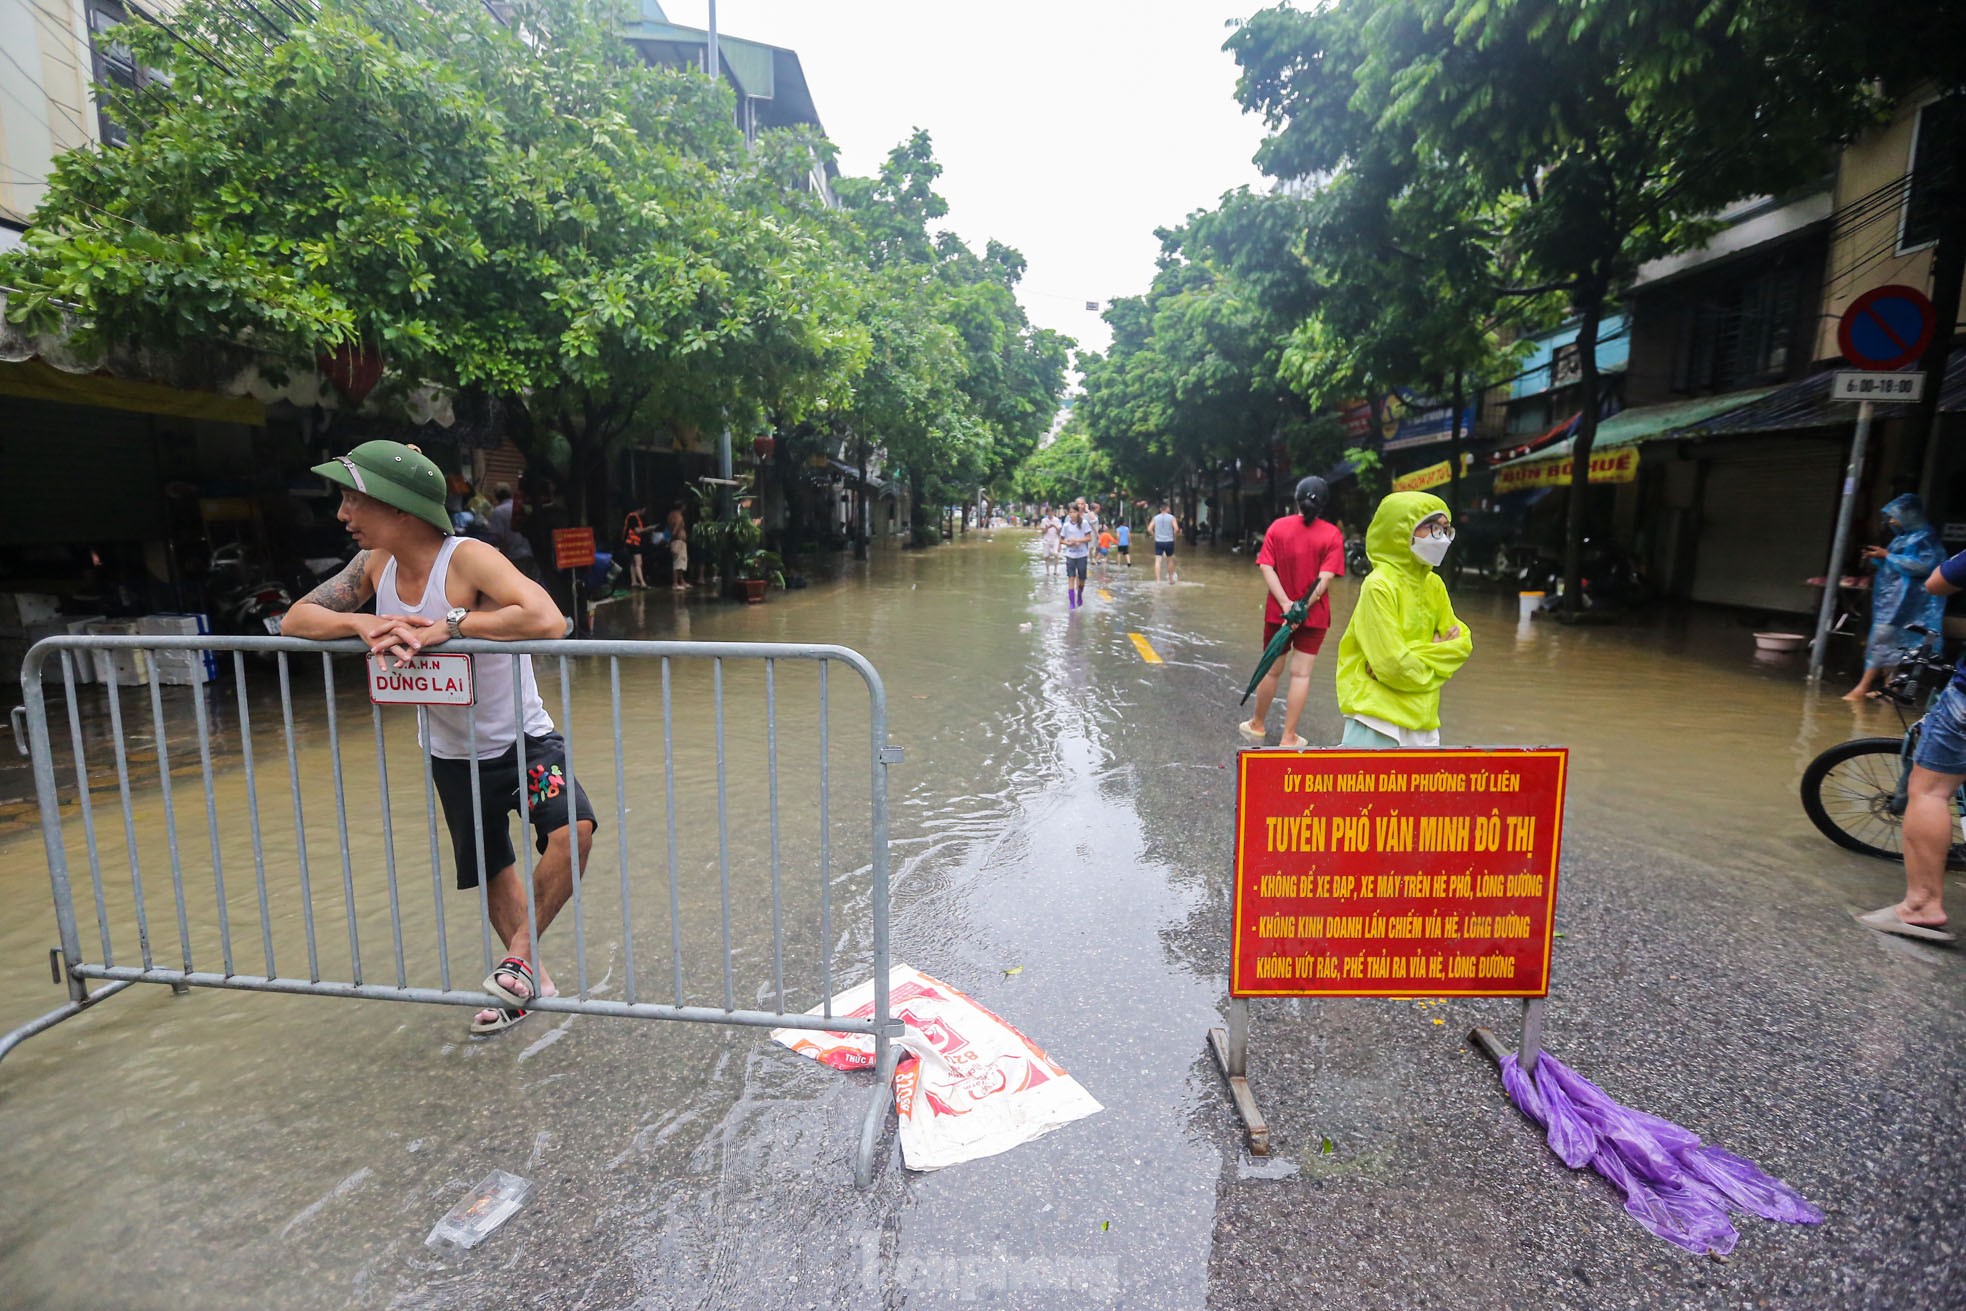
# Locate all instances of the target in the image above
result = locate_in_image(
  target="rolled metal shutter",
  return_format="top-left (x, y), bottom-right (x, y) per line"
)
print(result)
top-left (1688, 440), bottom-right (1844, 614)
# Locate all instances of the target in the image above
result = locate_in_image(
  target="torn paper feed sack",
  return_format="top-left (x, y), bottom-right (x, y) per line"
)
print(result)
top-left (772, 965), bottom-right (1103, 1171)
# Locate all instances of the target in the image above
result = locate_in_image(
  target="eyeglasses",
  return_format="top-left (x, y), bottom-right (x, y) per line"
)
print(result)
top-left (1414, 519), bottom-right (1455, 541)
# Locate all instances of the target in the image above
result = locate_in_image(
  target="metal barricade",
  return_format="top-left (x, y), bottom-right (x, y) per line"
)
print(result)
top-left (2, 633), bottom-right (904, 1186)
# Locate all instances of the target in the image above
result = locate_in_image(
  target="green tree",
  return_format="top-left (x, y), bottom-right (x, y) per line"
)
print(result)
top-left (1231, 0), bottom-right (1879, 603)
top-left (1010, 418), bottom-right (1114, 506)
top-left (1744, 1), bottom-right (1964, 484)
top-left (1078, 214), bottom-right (1326, 540)
top-left (2, 0), bottom-right (868, 524)
top-left (832, 133), bottom-right (1068, 543)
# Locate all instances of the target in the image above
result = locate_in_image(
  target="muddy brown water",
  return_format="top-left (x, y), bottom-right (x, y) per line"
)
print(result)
top-left (0, 534), bottom-right (1934, 1309)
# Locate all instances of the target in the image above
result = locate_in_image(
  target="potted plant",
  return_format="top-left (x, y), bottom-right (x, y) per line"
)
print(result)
top-left (735, 546), bottom-right (784, 603)
top-left (687, 476), bottom-right (783, 600)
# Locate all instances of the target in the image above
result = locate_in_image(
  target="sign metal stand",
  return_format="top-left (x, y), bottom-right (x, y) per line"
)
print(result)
top-left (552, 526), bottom-right (598, 638)
top-left (1211, 747), bottom-right (1568, 1154)
top-left (1208, 997), bottom-right (1268, 1154)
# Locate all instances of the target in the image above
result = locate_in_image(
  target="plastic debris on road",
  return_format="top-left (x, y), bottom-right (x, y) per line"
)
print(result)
top-left (773, 964), bottom-right (1102, 1171)
top-left (1499, 1053), bottom-right (1821, 1254)
top-left (425, 1170), bottom-right (533, 1251)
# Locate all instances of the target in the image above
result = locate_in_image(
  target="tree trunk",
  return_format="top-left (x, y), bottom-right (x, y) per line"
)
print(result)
top-left (567, 429), bottom-right (592, 527)
top-left (775, 427), bottom-right (802, 559)
top-left (1563, 286), bottom-right (1606, 610)
top-left (1264, 441), bottom-right (1279, 525)
top-left (855, 437), bottom-right (870, 560)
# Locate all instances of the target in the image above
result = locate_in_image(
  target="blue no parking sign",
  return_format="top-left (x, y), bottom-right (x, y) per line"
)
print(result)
top-left (1838, 283), bottom-right (1937, 371)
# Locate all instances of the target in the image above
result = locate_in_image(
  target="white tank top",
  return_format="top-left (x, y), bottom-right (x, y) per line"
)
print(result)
top-left (377, 537), bottom-right (553, 759)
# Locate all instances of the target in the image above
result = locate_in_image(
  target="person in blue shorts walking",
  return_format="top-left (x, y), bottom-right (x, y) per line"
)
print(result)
top-left (1150, 503), bottom-right (1178, 583)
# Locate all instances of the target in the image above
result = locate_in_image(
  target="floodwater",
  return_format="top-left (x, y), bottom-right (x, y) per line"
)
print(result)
top-left (0, 533), bottom-right (1953, 1309)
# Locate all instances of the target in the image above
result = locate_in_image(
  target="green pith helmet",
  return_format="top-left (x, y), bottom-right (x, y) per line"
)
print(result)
top-left (310, 440), bottom-right (451, 535)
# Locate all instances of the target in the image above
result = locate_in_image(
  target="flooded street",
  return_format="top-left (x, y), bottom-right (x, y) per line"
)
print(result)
top-left (1, 535), bottom-right (1960, 1309)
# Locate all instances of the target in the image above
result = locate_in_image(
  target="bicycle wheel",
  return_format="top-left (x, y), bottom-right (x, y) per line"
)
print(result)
top-left (1800, 737), bottom-right (1936, 861)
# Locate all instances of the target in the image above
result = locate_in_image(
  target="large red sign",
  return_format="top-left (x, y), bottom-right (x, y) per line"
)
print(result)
top-left (552, 526), bottom-right (596, 571)
top-left (1231, 749), bottom-right (1567, 998)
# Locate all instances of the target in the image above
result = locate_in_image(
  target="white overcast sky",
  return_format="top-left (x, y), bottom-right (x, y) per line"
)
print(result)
top-left (659, 2), bottom-right (1272, 359)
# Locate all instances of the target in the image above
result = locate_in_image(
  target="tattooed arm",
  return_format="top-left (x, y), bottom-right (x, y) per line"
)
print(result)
top-left (280, 551), bottom-right (391, 641)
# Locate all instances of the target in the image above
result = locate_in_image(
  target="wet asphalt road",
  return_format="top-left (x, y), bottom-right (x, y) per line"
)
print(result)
top-left (0, 534), bottom-right (1960, 1309)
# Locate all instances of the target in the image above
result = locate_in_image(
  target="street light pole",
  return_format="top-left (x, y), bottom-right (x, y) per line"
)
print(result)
top-left (706, 0), bottom-right (718, 80)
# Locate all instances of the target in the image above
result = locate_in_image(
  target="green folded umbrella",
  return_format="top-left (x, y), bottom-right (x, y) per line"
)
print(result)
top-left (1240, 594), bottom-right (1312, 705)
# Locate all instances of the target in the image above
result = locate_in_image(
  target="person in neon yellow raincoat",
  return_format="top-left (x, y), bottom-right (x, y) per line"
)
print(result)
top-left (1335, 491), bottom-right (1473, 747)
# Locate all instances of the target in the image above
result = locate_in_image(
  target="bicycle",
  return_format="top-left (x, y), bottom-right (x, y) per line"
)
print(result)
top-left (1800, 640), bottom-right (1966, 865)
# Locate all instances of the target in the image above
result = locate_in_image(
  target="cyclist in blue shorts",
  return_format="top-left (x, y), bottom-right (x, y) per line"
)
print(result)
top-left (1866, 549), bottom-right (1966, 943)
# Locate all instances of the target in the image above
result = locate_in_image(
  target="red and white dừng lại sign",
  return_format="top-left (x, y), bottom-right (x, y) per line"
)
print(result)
top-left (368, 653), bottom-right (475, 706)
top-left (1231, 749), bottom-right (1567, 998)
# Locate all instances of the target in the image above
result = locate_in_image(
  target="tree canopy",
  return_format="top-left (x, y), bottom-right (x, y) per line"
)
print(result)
top-left (1, 0), bottom-right (1065, 532)
top-left (1225, 0), bottom-right (1893, 594)
top-left (1075, 201), bottom-right (1341, 536)
top-left (832, 132), bottom-right (1069, 538)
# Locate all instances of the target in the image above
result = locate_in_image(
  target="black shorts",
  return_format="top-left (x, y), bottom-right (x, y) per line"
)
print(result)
top-left (1066, 555), bottom-right (1089, 580)
top-left (430, 733), bottom-right (599, 888)
top-left (1154, 541), bottom-right (1175, 556)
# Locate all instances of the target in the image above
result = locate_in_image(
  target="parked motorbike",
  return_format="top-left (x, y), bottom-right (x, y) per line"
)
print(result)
top-left (1516, 536), bottom-right (1647, 610)
top-left (205, 543), bottom-right (295, 637)
top-left (1447, 509), bottom-right (1529, 584)
top-left (1344, 536), bottom-right (1371, 577)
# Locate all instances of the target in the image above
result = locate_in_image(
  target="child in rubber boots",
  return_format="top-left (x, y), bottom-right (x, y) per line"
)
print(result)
top-left (1335, 491), bottom-right (1472, 747)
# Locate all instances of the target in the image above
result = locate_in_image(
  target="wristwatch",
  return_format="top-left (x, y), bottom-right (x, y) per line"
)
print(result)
top-left (446, 606), bottom-right (469, 640)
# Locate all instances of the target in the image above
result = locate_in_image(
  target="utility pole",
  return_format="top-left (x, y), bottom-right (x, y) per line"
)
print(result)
top-left (1811, 399), bottom-right (1875, 683)
top-left (706, 0), bottom-right (718, 80)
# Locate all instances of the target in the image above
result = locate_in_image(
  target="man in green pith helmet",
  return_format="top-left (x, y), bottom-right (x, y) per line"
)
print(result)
top-left (283, 439), bottom-right (596, 1037)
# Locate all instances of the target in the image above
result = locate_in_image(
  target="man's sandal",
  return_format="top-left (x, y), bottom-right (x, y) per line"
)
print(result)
top-left (484, 956), bottom-right (539, 1008)
top-left (470, 1006), bottom-right (527, 1036)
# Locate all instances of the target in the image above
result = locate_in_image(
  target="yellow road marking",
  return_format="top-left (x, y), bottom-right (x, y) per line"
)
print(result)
top-left (1128, 632), bottom-right (1163, 664)
top-left (1097, 588), bottom-right (1113, 602)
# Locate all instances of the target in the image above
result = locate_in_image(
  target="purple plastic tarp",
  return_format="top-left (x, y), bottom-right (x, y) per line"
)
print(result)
top-left (1499, 1052), bottom-right (1822, 1254)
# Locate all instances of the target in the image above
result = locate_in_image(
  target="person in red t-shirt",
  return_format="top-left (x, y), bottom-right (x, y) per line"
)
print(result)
top-left (1238, 476), bottom-right (1345, 748)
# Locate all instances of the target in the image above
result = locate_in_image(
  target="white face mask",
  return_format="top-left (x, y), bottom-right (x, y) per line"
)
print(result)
top-left (1411, 534), bottom-right (1453, 568)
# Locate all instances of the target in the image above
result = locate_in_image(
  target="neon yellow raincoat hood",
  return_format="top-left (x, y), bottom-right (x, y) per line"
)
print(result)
top-left (1334, 491), bottom-right (1473, 731)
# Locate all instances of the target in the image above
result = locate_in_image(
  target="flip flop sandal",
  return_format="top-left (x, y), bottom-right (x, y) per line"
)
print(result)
top-left (1856, 906), bottom-right (1957, 944)
top-left (484, 956), bottom-right (539, 1008)
top-left (470, 1006), bottom-right (527, 1036)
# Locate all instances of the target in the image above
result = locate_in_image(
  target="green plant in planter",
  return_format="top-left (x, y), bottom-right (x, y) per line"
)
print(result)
top-left (686, 480), bottom-right (750, 582)
top-left (740, 547), bottom-right (785, 588)
top-left (688, 476), bottom-right (781, 593)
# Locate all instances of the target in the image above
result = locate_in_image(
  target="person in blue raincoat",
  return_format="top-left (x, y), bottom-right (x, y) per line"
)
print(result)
top-left (1845, 493), bottom-right (1944, 701)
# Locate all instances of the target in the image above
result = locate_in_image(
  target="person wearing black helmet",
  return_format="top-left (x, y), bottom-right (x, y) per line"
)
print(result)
top-left (1238, 475), bottom-right (1345, 748)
